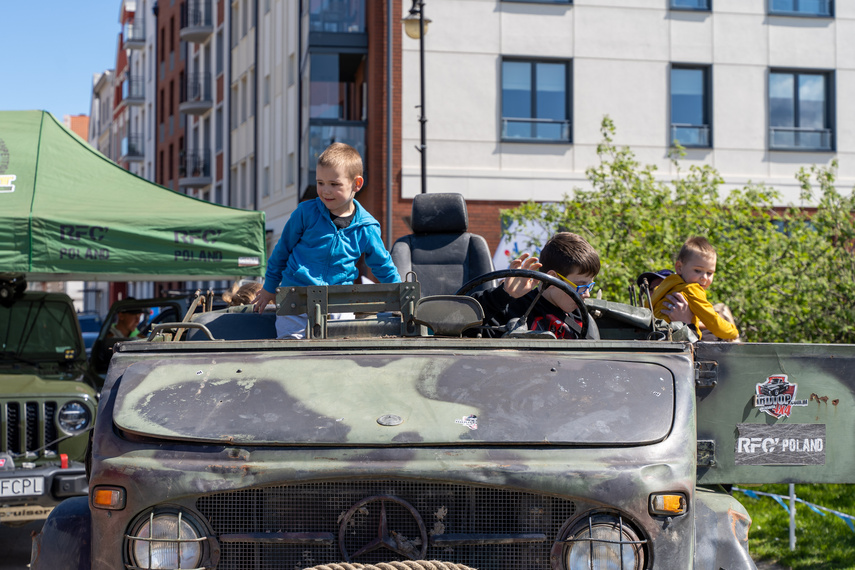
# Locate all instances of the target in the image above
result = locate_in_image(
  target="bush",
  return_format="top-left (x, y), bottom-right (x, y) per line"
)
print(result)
top-left (501, 117), bottom-right (855, 343)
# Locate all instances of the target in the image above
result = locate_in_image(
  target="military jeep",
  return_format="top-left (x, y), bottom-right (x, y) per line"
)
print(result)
top-left (0, 286), bottom-right (97, 525)
top-left (30, 266), bottom-right (855, 569)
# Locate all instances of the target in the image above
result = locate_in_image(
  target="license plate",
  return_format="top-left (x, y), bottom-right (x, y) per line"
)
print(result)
top-left (0, 476), bottom-right (45, 497)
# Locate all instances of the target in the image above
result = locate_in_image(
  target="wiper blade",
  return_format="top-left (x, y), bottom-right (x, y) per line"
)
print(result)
top-left (0, 351), bottom-right (41, 367)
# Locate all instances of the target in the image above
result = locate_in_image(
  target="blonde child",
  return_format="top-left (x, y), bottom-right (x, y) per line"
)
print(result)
top-left (650, 236), bottom-right (738, 341)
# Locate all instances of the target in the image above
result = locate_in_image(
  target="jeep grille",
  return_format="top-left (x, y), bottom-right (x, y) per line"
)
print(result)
top-left (197, 480), bottom-right (578, 570)
top-left (2, 400), bottom-right (59, 456)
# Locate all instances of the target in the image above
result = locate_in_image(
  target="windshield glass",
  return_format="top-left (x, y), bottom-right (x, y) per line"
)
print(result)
top-left (1, 298), bottom-right (83, 361)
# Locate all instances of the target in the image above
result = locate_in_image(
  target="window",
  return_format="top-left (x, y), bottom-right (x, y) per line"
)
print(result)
top-left (769, 0), bottom-right (832, 17)
top-left (501, 59), bottom-right (571, 143)
top-left (216, 30), bottom-right (224, 74)
top-left (670, 66), bottom-right (711, 148)
top-left (216, 107), bottom-right (223, 151)
top-left (670, 0), bottom-right (710, 10)
top-left (308, 0), bottom-right (365, 34)
top-left (769, 70), bottom-right (833, 150)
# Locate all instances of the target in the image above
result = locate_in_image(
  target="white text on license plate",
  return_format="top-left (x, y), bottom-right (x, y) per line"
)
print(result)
top-left (0, 477), bottom-right (45, 497)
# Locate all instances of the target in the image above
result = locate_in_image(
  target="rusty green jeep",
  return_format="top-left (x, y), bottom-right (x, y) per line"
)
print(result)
top-left (30, 269), bottom-right (854, 570)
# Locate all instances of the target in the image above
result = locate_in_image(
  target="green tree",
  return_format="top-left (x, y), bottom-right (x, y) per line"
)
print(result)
top-left (501, 117), bottom-right (855, 343)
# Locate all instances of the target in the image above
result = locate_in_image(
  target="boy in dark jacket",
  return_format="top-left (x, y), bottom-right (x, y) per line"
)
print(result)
top-left (471, 232), bottom-right (600, 339)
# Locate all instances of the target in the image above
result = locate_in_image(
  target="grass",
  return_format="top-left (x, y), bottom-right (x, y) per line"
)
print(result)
top-left (737, 484), bottom-right (855, 569)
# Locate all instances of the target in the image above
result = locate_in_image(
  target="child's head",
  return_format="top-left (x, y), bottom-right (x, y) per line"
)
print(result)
top-left (222, 281), bottom-right (262, 306)
top-left (539, 232), bottom-right (600, 312)
top-left (316, 143), bottom-right (364, 216)
top-left (675, 236), bottom-right (717, 290)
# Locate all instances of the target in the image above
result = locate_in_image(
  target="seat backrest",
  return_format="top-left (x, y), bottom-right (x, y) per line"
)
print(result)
top-left (391, 193), bottom-right (495, 297)
top-left (186, 311), bottom-right (277, 341)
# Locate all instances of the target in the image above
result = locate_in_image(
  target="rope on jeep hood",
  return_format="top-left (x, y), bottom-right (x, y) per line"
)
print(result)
top-left (302, 561), bottom-right (477, 570)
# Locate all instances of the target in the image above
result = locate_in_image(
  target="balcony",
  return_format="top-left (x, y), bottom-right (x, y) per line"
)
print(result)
top-left (123, 21), bottom-right (145, 49)
top-left (180, 0), bottom-right (213, 43)
top-left (179, 73), bottom-right (213, 115)
top-left (179, 150), bottom-right (212, 189)
top-left (122, 75), bottom-right (145, 106)
top-left (770, 127), bottom-right (833, 151)
top-left (119, 134), bottom-right (144, 163)
top-left (671, 124), bottom-right (711, 148)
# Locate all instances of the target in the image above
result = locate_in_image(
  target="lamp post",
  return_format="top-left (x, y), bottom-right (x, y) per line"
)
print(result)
top-left (402, 1), bottom-right (430, 194)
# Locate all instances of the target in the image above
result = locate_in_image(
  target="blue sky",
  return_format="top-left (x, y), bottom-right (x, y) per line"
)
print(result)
top-left (0, 1), bottom-right (123, 120)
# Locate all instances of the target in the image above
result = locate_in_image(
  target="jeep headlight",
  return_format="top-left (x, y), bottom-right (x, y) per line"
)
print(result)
top-left (127, 510), bottom-right (205, 570)
top-left (58, 401), bottom-right (91, 433)
top-left (556, 512), bottom-right (647, 570)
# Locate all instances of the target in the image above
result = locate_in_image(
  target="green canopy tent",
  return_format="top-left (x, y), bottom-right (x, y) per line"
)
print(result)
top-left (0, 110), bottom-right (265, 281)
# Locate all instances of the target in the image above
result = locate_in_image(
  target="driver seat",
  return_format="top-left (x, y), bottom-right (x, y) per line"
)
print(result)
top-left (391, 193), bottom-right (495, 297)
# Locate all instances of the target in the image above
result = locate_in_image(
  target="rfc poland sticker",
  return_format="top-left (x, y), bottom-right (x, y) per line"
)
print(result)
top-left (754, 374), bottom-right (808, 419)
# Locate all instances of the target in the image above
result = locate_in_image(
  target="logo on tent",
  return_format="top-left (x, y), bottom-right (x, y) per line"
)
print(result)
top-left (0, 174), bottom-right (15, 193)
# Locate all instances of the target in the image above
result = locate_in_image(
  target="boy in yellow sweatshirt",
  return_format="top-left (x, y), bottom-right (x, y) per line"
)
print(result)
top-left (650, 236), bottom-right (739, 341)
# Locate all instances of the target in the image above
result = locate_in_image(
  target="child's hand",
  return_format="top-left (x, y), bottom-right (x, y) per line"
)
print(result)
top-left (503, 253), bottom-right (543, 298)
top-left (252, 289), bottom-right (276, 313)
top-left (662, 292), bottom-right (692, 323)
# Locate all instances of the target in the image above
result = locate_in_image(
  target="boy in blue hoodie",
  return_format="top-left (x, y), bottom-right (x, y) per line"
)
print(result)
top-left (253, 143), bottom-right (400, 337)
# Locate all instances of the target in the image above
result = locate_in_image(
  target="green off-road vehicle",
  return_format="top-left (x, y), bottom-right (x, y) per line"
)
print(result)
top-left (28, 193), bottom-right (855, 570)
top-left (0, 280), bottom-right (97, 525)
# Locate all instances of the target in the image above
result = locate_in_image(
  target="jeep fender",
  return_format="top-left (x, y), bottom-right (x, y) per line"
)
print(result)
top-left (693, 486), bottom-right (757, 570)
top-left (30, 496), bottom-right (91, 570)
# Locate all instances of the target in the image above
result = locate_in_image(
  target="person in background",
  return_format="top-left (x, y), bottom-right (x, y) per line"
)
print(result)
top-left (223, 281), bottom-right (263, 307)
top-left (252, 142), bottom-right (400, 337)
top-left (650, 236), bottom-right (739, 341)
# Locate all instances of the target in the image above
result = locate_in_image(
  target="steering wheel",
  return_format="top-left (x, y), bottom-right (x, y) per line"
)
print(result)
top-left (455, 269), bottom-right (592, 339)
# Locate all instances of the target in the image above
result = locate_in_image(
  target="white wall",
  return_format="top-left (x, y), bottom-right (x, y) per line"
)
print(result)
top-left (401, 0), bottom-right (854, 205)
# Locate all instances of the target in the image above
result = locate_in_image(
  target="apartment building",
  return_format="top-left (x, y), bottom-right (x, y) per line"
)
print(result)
top-left (414, 0), bottom-right (853, 250)
top-left (90, 0), bottom-right (853, 274)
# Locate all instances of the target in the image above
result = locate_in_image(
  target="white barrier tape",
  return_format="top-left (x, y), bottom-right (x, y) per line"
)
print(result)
top-left (734, 487), bottom-right (855, 532)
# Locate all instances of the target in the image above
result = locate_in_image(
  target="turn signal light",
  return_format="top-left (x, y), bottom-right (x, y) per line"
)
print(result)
top-left (92, 486), bottom-right (126, 510)
top-left (649, 493), bottom-right (687, 516)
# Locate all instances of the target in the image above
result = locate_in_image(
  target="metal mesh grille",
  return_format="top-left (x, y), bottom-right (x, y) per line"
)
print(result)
top-left (2, 400), bottom-right (54, 455)
top-left (197, 481), bottom-right (577, 570)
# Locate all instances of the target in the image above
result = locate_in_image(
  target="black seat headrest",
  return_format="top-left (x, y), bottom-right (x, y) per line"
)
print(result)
top-left (411, 193), bottom-right (468, 234)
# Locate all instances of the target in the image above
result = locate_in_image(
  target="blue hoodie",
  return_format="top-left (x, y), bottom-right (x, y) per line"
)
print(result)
top-left (263, 197), bottom-right (400, 292)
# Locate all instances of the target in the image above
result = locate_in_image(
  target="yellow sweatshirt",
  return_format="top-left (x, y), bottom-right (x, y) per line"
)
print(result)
top-left (649, 274), bottom-right (739, 341)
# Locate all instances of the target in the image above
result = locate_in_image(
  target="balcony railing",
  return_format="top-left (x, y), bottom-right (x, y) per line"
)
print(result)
top-left (671, 124), bottom-right (711, 147)
top-left (670, 0), bottom-right (711, 10)
top-left (769, 0), bottom-right (832, 17)
top-left (179, 150), bottom-right (212, 188)
top-left (120, 134), bottom-right (144, 162)
top-left (180, 0), bottom-right (214, 42)
top-left (179, 73), bottom-right (213, 115)
top-left (124, 22), bottom-right (145, 48)
top-left (770, 127), bottom-right (833, 151)
top-left (501, 118), bottom-right (571, 143)
top-left (122, 75), bottom-right (145, 105)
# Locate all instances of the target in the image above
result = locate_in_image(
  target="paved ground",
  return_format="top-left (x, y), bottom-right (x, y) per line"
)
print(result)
top-left (0, 520), bottom-right (41, 569)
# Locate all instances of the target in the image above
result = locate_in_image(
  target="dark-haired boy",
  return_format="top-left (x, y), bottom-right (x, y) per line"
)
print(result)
top-left (470, 232), bottom-right (600, 339)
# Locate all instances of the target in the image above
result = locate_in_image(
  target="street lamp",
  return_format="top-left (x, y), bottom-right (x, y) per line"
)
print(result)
top-left (402, 1), bottom-right (430, 194)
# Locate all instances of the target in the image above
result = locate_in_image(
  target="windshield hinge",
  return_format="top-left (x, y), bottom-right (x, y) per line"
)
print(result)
top-left (695, 360), bottom-right (718, 388)
top-left (697, 440), bottom-right (716, 467)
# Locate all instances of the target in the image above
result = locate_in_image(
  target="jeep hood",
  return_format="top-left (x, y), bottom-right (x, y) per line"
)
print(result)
top-left (112, 352), bottom-right (675, 445)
